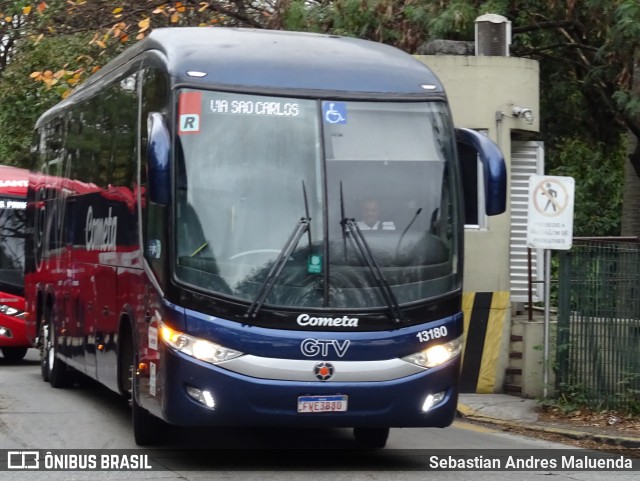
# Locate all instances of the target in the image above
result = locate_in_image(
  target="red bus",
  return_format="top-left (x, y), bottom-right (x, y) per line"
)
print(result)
top-left (0, 165), bottom-right (28, 361)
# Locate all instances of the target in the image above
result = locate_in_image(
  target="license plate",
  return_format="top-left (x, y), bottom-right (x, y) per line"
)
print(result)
top-left (297, 395), bottom-right (348, 413)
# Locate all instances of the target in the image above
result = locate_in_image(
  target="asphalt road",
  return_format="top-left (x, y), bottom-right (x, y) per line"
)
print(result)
top-left (0, 349), bottom-right (637, 480)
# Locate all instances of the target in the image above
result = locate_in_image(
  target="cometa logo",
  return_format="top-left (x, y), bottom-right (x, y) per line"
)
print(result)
top-left (296, 314), bottom-right (359, 328)
top-left (85, 206), bottom-right (118, 252)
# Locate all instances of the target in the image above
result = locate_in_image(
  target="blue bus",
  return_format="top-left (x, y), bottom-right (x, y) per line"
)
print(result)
top-left (26, 27), bottom-right (506, 447)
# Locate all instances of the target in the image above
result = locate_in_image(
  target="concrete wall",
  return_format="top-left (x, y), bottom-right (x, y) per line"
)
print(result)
top-left (521, 319), bottom-right (557, 398)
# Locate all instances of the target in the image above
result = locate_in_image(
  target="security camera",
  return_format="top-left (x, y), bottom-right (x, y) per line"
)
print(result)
top-left (512, 107), bottom-right (534, 124)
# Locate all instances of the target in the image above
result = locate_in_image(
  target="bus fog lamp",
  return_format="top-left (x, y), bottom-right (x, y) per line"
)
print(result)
top-left (0, 326), bottom-right (11, 338)
top-left (422, 391), bottom-right (446, 412)
top-left (186, 385), bottom-right (216, 409)
top-left (402, 336), bottom-right (463, 368)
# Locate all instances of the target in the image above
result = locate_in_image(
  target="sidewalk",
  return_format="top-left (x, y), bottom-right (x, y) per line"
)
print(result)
top-left (457, 393), bottom-right (640, 449)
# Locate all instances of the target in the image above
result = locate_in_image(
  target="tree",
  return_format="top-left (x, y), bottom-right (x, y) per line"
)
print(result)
top-left (0, 0), bottom-right (276, 169)
top-left (0, 33), bottom-right (98, 169)
top-left (0, 2), bottom-right (48, 71)
top-left (3, 0), bottom-right (639, 236)
top-left (510, 1), bottom-right (640, 236)
top-left (287, 0), bottom-right (640, 237)
top-left (286, 0), bottom-right (633, 236)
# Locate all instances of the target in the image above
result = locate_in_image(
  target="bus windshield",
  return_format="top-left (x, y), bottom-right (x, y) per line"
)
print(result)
top-left (175, 90), bottom-right (460, 310)
top-left (0, 196), bottom-right (26, 293)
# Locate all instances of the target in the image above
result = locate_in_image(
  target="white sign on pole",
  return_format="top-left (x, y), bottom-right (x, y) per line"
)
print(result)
top-left (526, 175), bottom-right (575, 398)
top-left (526, 175), bottom-right (575, 250)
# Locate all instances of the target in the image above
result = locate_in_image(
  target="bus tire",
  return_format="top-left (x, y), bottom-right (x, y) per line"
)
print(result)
top-left (132, 384), bottom-right (165, 446)
top-left (353, 427), bottom-right (390, 449)
top-left (131, 352), bottom-right (165, 446)
top-left (39, 322), bottom-right (50, 382)
top-left (1, 346), bottom-right (28, 361)
top-left (43, 315), bottom-right (73, 388)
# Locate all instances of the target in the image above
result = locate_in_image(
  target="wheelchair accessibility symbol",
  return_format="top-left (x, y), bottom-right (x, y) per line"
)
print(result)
top-left (323, 102), bottom-right (347, 124)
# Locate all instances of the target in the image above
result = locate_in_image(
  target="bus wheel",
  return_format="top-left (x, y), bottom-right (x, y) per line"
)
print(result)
top-left (40, 323), bottom-right (50, 382)
top-left (132, 392), bottom-right (160, 446)
top-left (353, 427), bottom-right (390, 449)
top-left (43, 316), bottom-right (73, 388)
top-left (131, 355), bottom-right (165, 446)
top-left (1, 346), bottom-right (28, 361)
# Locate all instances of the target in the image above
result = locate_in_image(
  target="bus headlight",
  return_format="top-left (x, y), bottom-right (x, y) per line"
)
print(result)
top-left (402, 336), bottom-right (463, 368)
top-left (160, 323), bottom-right (243, 364)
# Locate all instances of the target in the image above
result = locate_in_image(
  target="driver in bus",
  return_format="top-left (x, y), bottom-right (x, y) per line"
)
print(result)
top-left (357, 198), bottom-right (396, 231)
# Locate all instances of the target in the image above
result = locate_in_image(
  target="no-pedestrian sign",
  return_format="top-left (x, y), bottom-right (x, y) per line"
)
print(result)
top-left (526, 175), bottom-right (575, 250)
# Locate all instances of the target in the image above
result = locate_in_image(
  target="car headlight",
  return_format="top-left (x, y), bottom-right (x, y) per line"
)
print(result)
top-left (0, 304), bottom-right (25, 318)
top-left (402, 336), bottom-right (464, 368)
top-left (160, 322), bottom-right (243, 364)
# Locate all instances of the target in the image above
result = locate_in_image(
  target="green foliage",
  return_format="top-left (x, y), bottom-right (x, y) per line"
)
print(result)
top-left (546, 376), bottom-right (640, 415)
top-left (281, 0), bottom-right (436, 51)
top-left (543, 382), bottom-right (595, 413)
top-left (0, 34), bottom-right (98, 169)
top-left (426, 0), bottom-right (477, 40)
top-left (282, 1), bottom-right (312, 32)
top-left (331, 0), bottom-right (383, 39)
top-left (611, 0), bottom-right (640, 59)
top-left (548, 137), bottom-right (625, 236)
top-left (478, 0), bottom-right (509, 15)
top-left (612, 89), bottom-right (640, 119)
top-left (617, 372), bottom-right (640, 415)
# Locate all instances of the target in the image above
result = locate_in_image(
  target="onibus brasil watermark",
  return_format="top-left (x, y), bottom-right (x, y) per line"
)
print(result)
top-left (4, 450), bottom-right (153, 471)
top-left (2, 449), bottom-right (638, 472)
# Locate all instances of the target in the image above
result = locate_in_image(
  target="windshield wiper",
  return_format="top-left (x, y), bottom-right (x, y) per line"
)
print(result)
top-left (245, 181), bottom-right (312, 320)
top-left (338, 182), bottom-right (402, 324)
top-left (244, 217), bottom-right (310, 319)
top-left (340, 182), bottom-right (348, 261)
top-left (302, 180), bottom-right (313, 250)
top-left (341, 217), bottom-right (404, 325)
top-left (395, 207), bottom-right (422, 259)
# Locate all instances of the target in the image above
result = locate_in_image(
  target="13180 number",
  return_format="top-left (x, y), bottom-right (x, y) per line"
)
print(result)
top-left (416, 326), bottom-right (448, 343)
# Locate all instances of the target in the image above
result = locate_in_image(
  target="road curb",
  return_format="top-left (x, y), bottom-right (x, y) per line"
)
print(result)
top-left (456, 404), bottom-right (640, 449)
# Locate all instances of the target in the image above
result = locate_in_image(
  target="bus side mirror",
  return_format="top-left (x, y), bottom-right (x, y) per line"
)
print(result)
top-left (147, 112), bottom-right (171, 205)
top-left (455, 128), bottom-right (506, 216)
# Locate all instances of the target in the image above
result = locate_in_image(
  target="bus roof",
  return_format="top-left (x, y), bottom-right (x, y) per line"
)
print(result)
top-left (0, 165), bottom-right (28, 197)
top-left (77, 27), bottom-right (444, 99)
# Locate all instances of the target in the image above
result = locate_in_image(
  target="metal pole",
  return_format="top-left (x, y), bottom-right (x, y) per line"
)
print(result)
top-left (543, 249), bottom-right (551, 399)
top-left (528, 248), bottom-right (533, 322)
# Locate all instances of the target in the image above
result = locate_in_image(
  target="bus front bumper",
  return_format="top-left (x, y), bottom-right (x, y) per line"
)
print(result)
top-left (145, 346), bottom-right (460, 428)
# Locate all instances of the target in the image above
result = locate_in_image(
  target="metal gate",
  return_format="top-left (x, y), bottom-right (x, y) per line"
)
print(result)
top-left (556, 238), bottom-right (640, 410)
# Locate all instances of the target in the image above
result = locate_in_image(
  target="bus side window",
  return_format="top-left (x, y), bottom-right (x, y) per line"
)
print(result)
top-left (140, 67), bottom-right (170, 289)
